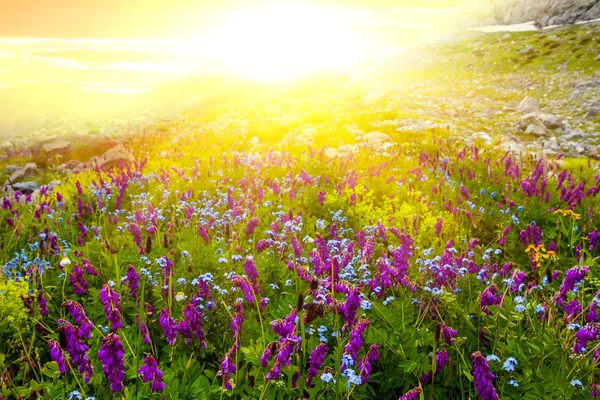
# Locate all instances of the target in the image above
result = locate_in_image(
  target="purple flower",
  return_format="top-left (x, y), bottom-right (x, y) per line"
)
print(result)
top-left (587, 301), bottom-right (598, 323)
top-left (519, 224), bottom-right (541, 247)
top-left (398, 387), bottom-right (422, 400)
top-left (159, 308), bottom-right (178, 346)
top-left (306, 343), bottom-right (328, 386)
top-left (99, 284), bottom-right (123, 331)
top-left (137, 316), bottom-right (151, 345)
top-left (421, 349), bottom-right (449, 383)
top-left (138, 354), bottom-right (164, 392)
top-left (231, 302), bottom-right (245, 344)
top-left (48, 339), bottom-right (69, 374)
top-left (125, 265), bottom-right (139, 299)
top-left (260, 342), bottom-right (277, 367)
top-left (217, 344), bottom-right (238, 390)
top-left (266, 336), bottom-right (300, 381)
top-left (245, 217), bottom-right (260, 236)
top-left (589, 230), bottom-right (599, 252)
top-left (270, 310), bottom-right (297, 338)
top-left (337, 288), bottom-right (362, 328)
top-left (181, 303), bottom-right (206, 348)
top-left (358, 344), bottom-right (379, 385)
top-left (342, 319), bottom-right (370, 369)
top-left (69, 264), bottom-right (88, 295)
top-left (63, 300), bottom-right (93, 338)
top-left (232, 275), bottom-right (254, 304)
top-left (471, 351), bottom-right (498, 400)
top-left (98, 333), bottom-right (125, 392)
top-left (480, 285), bottom-right (502, 313)
top-left (573, 323), bottom-right (598, 354)
top-left (58, 320), bottom-right (93, 383)
top-left (439, 323), bottom-right (458, 345)
top-left (38, 289), bottom-right (48, 317)
top-left (558, 266), bottom-right (590, 302)
top-left (564, 299), bottom-right (583, 323)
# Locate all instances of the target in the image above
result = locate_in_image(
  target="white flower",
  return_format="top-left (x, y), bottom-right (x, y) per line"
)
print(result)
top-left (175, 292), bottom-right (187, 302)
top-left (60, 257), bottom-right (71, 267)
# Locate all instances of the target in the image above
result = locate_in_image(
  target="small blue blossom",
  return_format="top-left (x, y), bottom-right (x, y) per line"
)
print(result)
top-left (508, 379), bottom-right (519, 387)
top-left (571, 380), bottom-right (583, 388)
top-left (502, 357), bottom-right (518, 372)
top-left (321, 372), bottom-right (336, 384)
top-left (514, 304), bottom-right (526, 313)
top-left (486, 354), bottom-right (500, 362)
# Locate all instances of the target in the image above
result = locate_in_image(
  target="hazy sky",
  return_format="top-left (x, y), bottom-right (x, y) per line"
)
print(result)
top-left (0, 0), bottom-right (473, 38)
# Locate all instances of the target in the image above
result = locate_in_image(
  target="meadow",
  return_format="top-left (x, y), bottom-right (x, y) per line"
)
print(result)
top-left (1, 23), bottom-right (600, 400)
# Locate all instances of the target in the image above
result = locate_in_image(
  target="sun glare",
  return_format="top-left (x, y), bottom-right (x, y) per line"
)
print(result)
top-left (189, 4), bottom-right (365, 81)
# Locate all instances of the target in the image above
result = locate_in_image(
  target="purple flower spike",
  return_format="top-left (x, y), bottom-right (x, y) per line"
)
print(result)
top-left (98, 333), bottom-right (125, 393)
top-left (306, 343), bottom-right (328, 386)
top-left (138, 354), bottom-right (165, 392)
top-left (48, 339), bottom-right (69, 374)
top-left (399, 387), bottom-right (422, 400)
top-left (99, 284), bottom-right (123, 331)
top-left (358, 344), bottom-right (379, 385)
top-left (471, 351), bottom-right (498, 400)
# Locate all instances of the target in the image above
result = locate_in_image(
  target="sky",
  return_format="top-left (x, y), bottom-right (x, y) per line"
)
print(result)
top-left (0, 0), bottom-right (477, 124)
top-left (0, 0), bottom-right (473, 38)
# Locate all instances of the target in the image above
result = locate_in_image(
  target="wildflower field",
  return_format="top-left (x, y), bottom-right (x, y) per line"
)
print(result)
top-left (2, 26), bottom-right (600, 400)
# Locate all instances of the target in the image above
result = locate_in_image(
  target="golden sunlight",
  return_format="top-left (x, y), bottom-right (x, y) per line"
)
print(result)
top-left (186, 4), bottom-right (365, 81)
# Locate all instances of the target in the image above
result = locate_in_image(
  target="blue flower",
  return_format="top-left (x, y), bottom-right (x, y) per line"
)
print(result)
top-left (341, 354), bottom-right (354, 368)
top-left (269, 284), bottom-right (279, 290)
top-left (502, 357), bottom-right (518, 372)
top-left (535, 305), bottom-right (546, 314)
top-left (321, 372), bottom-right (336, 383)
top-left (285, 279), bottom-right (292, 287)
top-left (508, 379), bottom-right (519, 387)
top-left (68, 391), bottom-right (82, 400)
top-left (177, 278), bottom-right (186, 285)
top-left (486, 354), bottom-right (500, 362)
top-left (514, 304), bottom-right (526, 313)
top-left (360, 300), bottom-right (372, 310)
top-left (570, 380), bottom-right (583, 388)
top-left (512, 215), bottom-right (520, 224)
top-left (568, 323), bottom-right (581, 331)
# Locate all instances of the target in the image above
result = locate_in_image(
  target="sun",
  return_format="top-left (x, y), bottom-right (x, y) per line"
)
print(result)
top-left (189, 4), bottom-right (365, 81)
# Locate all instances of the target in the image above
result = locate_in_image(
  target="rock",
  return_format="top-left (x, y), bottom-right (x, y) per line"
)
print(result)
top-left (539, 113), bottom-right (564, 130)
top-left (47, 180), bottom-right (62, 190)
top-left (596, 54), bottom-right (600, 62)
top-left (338, 144), bottom-right (359, 154)
top-left (576, 145), bottom-right (586, 154)
top-left (95, 145), bottom-right (135, 170)
top-left (324, 148), bottom-right (338, 159)
top-left (586, 107), bottom-right (599, 120)
top-left (561, 131), bottom-right (584, 141)
top-left (591, 146), bottom-right (600, 157)
top-left (517, 96), bottom-right (540, 113)
top-left (518, 113), bottom-right (545, 131)
top-left (3, 165), bottom-right (18, 175)
top-left (519, 46), bottom-right (534, 55)
top-left (7, 163), bottom-right (37, 184)
top-left (41, 140), bottom-right (71, 156)
top-left (501, 33), bottom-right (512, 41)
top-left (12, 181), bottom-right (40, 193)
top-left (469, 132), bottom-right (493, 145)
top-left (525, 124), bottom-right (547, 136)
top-left (362, 132), bottom-right (391, 146)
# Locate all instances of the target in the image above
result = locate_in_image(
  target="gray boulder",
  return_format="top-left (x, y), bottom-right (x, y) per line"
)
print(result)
top-left (12, 181), bottom-right (40, 193)
top-left (7, 163), bottom-right (37, 184)
top-left (517, 96), bottom-right (541, 113)
top-left (41, 140), bottom-right (72, 156)
top-left (539, 113), bottom-right (564, 130)
top-left (96, 145), bottom-right (135, 170)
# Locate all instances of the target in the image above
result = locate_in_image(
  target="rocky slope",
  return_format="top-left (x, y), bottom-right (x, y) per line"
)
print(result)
top-left (463, 0), bottom-right (600, 27)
